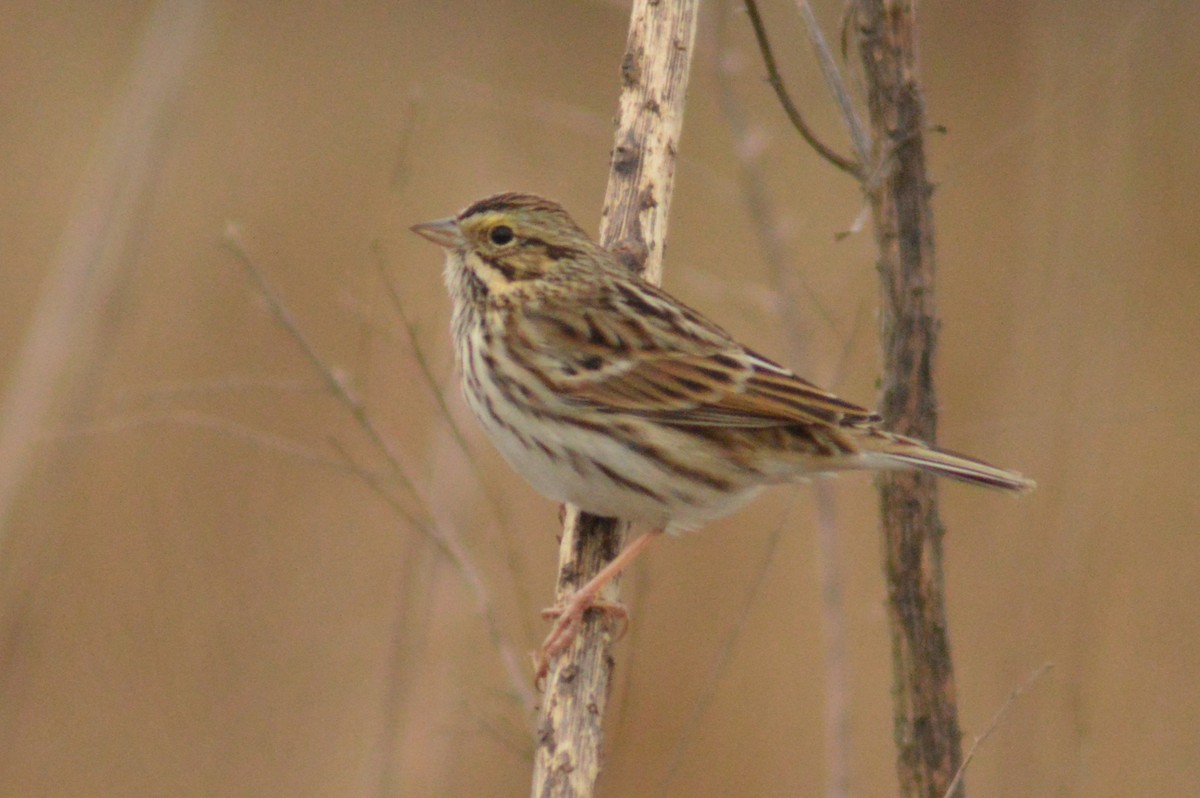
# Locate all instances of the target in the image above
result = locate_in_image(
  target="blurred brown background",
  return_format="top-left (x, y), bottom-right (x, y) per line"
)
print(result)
top-left (1, 1), bottom-right (1197, 796)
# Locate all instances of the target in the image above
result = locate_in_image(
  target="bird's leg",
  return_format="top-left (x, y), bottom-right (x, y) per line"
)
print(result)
top-left (535, 528), bottom-right (662, 683)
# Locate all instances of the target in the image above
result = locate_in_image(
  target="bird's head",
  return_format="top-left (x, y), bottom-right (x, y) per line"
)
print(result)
top-left (412, 193), bottom-right (599, 298)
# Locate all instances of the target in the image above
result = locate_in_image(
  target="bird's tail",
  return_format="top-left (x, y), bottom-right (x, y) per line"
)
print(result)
top-left (861, 432), bottom-right (1035, 492)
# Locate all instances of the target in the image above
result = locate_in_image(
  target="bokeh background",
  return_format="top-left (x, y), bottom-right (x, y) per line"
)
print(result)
top-left (1, 1), bottom-right (1197, 796)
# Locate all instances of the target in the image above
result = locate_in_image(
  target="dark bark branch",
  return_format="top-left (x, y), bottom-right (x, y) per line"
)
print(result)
top-left (745, 2), bottom-right (970, 795)
top-left (852, 2), bottom-right (965, 797)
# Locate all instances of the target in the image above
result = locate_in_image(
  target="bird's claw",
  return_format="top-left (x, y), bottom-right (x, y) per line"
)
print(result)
top-left (533, 597), bottom-right (629, 688)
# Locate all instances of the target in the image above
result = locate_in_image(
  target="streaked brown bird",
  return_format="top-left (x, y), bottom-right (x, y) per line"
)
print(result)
top-left (413, 192), bottom-right (1032, 676)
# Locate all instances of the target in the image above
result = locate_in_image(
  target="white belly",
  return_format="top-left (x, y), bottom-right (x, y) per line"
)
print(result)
top-left (463, 380), bottom-right (761, 532)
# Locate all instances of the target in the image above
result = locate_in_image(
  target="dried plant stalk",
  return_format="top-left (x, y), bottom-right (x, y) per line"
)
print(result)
top-left (530, 2), bottom-right (700, 796)
top-left (0, 0), bottom-right (207, 541)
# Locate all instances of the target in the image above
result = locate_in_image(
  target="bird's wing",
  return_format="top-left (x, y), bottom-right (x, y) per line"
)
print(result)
top-left (521, 281), bottom-right (880, 429)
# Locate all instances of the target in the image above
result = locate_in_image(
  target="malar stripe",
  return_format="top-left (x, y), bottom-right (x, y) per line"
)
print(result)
top-left (479, 254), bottom-right (520, 282)
top-left (465, 270), bottom-right (489, 300)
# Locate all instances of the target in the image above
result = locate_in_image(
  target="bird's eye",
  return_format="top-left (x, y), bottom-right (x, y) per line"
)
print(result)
top-left (489, 225), bottom-right (515, 245)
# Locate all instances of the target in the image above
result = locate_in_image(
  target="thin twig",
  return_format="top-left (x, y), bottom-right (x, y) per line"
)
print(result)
top-left (222, 228), bottom-right (535, 717)
top-left (56, 402), bottom-right (544, 721)
top-left (715, 8), bottom-right (842, 338)
top-left (113, 375), bottom-right (324, 401)
top-left (370, 534), bottom-right (436, 798)
top-left (223, 224), bottom-right (426, 513)
top-left (715, 9), bottom-right (857, 793)
top-left (741, 0), bottom-right (860, 176)
top-left (791, 0), bottom-right (872, 168)
top-left (327, 439), bottom-right (536, 715)
top-left (942, 663), bottom-right (1055, 798)
top-left (811, 481), bottom-right (850, 798)
top-left (51, 408), bottom-right (356, 477)
top-left (371, 242), bottom-right (476, 465)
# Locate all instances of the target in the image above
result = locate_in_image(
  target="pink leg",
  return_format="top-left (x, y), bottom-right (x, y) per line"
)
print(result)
top-left (535, 529), bottom-right (662, 683)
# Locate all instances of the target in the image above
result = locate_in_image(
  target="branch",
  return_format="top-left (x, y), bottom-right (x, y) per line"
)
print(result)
top-left (223, 225), bottom-right (425, 514)
top-left (790, 0), bottom-right (872, 168)
top-left (742, 0), bottom-right (860, 176)
top-left (714, 12), bottom-right (860, 791)
top-left (222, 228), bottom-right (536, 717)
top-left (852, 2), bottom-right (963, 796)
top-left (531, 2), bottom-right (700, 796)
top-left (942, 664), bottom-right (1054, 798)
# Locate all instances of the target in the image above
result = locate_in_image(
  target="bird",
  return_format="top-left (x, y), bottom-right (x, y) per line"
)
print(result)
top-left (412, 192), bottom-right (1032, 676)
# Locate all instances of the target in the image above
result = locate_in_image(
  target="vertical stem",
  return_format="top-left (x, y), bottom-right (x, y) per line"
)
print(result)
top-left (854, 2), bottom-right (965, 797)
top-left (0, 0), bottom-right (209, 542)
top-left (531, 2), bottom-right (699, 797)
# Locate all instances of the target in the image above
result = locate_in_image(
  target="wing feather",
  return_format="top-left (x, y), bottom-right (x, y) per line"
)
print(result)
top-left (521, 280), bottom-right (880, 430)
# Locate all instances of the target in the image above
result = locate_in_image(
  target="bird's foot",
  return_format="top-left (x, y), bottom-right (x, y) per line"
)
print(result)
top-left (533, 593), bottom-right (629, 687)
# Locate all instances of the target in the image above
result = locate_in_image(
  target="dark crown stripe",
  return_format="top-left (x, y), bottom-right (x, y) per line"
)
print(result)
top-left (459, 192), bottom-right (568, 220)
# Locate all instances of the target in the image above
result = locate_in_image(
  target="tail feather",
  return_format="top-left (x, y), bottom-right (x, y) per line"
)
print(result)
top-left (863, 434), bottom-right (1035, 493)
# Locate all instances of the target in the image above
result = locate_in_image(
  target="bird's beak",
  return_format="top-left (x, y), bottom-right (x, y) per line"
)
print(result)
top-left (410, 217), bottom-right (463, 249)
